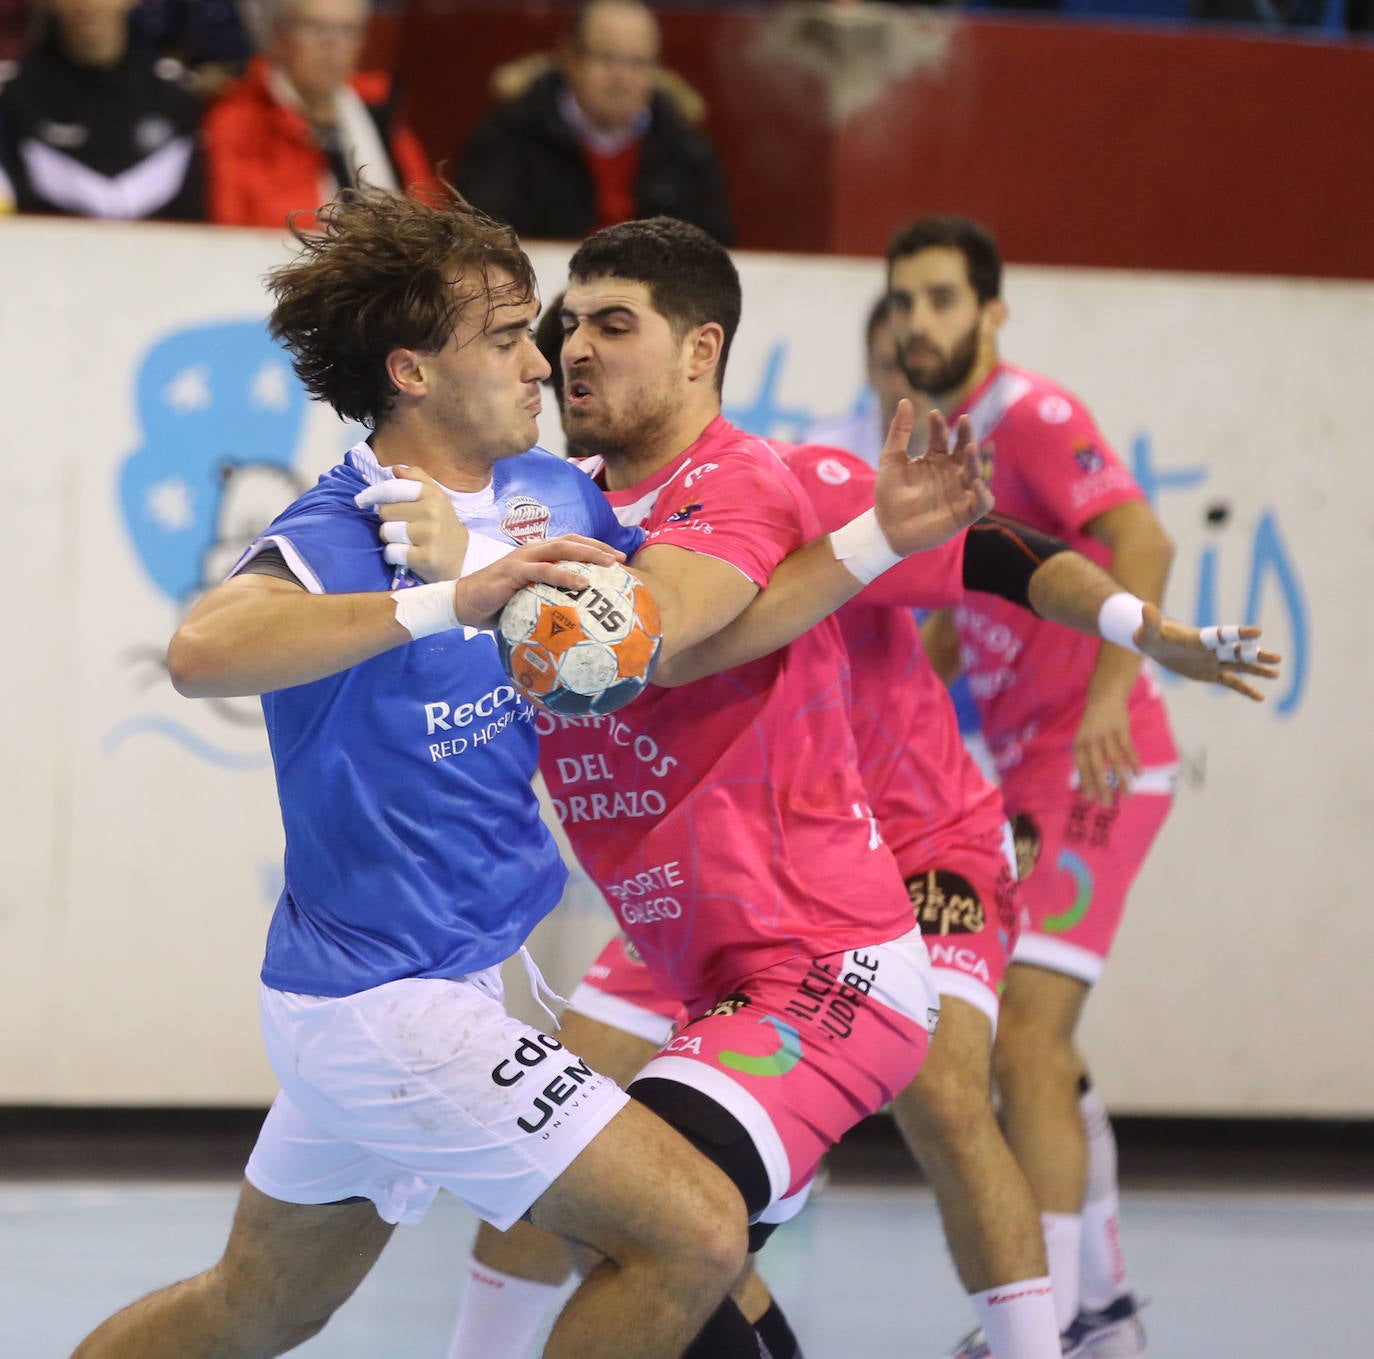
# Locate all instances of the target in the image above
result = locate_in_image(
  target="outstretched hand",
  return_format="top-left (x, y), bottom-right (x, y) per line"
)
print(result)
top-left (874, 400), bottom-right (995, 557)
top-left (452, 535), bottom-right (626, 630)
top-left (1136, 605), bottom-right (1282, 701)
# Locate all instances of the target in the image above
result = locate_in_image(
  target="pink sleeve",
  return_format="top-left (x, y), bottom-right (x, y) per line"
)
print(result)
top-left (785, 443), bottom-right (967, 610)
top-left (640, 451), bottom-right (808, 588)
top-left (1003, 395), bottom-right (1144, 536)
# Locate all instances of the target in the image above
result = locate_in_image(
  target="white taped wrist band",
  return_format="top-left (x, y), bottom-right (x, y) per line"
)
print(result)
top-left (392, 581), bottom-right (459, 640)
top-left (1097, 592), bottom-right (1145, 653)
top-left (830, 508), bottom-right (903, 586)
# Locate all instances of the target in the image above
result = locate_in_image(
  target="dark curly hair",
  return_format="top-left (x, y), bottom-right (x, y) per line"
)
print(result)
top-left (567, 216), bottom-right (740, 392)
top-left (887, 215), bottom-right (1003, 305)
top-left (266, 185), bottom-right (537, 429)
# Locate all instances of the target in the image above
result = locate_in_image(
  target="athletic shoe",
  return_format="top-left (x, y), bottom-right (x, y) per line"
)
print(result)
top-left (1061, 1294), bottom-right (1147, 1356)
top-left (947, 1327), bottom-right (993, 1359)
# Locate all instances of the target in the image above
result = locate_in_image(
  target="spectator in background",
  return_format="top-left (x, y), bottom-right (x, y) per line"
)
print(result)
top-left (130, 0), bottom-right (256, 96)
top-left (0, 0), bottom-right (204, 220)
top-left (455, 0), bottom-right (735, 245)
top-left (203, 0), bottom-right (435, 230)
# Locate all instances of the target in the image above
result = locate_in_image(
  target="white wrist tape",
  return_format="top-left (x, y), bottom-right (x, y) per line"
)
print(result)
top-left (391, 581), bottom-right (459, 640)
top-left (1097, 592), bottom-right (1145, 653)
top-left (829, 508), bottom-right (903, 586)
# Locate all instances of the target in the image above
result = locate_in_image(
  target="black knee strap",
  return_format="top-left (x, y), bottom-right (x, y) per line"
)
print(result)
top-left (629, 1075), bottom-right (773, 1219)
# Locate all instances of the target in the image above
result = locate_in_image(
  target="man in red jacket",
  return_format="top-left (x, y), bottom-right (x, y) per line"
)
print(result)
top-left (205, 0), bottom-right (435, 230)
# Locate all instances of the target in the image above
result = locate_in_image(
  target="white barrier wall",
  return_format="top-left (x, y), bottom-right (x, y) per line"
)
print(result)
top-left (0, 218), bottom-right (1366, 1114)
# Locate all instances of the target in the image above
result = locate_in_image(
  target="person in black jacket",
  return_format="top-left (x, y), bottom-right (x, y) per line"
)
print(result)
top-left (0, 0), bottom-right (203, 220)
top-left (455, 0), bottom-right (735, 246)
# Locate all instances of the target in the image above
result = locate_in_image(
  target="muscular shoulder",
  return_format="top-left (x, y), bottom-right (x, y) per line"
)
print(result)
top-left (997, 366), bottom-right (1099, 442)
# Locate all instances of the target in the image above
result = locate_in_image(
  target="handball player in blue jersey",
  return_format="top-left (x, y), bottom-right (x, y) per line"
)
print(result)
top-left (71, 187), bottom-right (752, 1359)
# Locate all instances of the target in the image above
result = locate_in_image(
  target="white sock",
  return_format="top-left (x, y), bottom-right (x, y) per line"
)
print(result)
top-left (970, 1277), bottom-right (1060, 1359)
top-left (1041, 1212), bottom-right (1082, 1332)
top-left (1079, 1080), bottom-right (1130, 1309)
top-left (446, 1261), bottom-right (563, 1359)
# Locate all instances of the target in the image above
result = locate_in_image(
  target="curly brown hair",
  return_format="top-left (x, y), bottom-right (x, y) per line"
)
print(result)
top-left (266, 185), bottom-right (536, 429)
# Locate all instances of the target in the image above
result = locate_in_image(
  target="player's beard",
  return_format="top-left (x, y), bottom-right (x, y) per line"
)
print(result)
top-left (899, 320), bottom-right (980, 400)
top-left (565, 383), bottom-right (684, 472)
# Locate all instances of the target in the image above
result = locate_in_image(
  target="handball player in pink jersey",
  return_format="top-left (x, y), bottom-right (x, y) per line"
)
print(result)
top-left (893, 214), bottom-right (1207, 1357)
top-left (445, 240), bottom-right (1277, 1359)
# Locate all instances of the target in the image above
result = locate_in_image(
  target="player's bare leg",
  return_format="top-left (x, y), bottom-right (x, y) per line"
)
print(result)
top-left (893, 995), bottom-right (1060, 1357)
top-left (470, 1010), bottom-right (661, 1283)
top-left (992, 961), bottom-right (1093, 1333)
top-left (893, 996), bottom-right (1047, 1292)
top-left (993, 964), bottom-right (1091, 1212)
top-left (452, 1010), bottom-right (666, 1358)
top-left (529, 1099), bottom-right (748, 1358)
top-left (72, 1184), bottom-right (395, 1358)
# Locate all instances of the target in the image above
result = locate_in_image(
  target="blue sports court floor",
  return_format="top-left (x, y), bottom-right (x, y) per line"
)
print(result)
top-left (4, 1174), bottom-right (1366, 1356)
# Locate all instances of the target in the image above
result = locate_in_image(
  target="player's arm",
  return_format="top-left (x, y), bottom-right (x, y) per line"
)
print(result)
top-left (650, 401), bottom-right (990, 685)
top-left (1066, 500), bottom-right (1176, 801)
top-left (625, 543), bottom-right (762, 667)
top-left (657, 484), bottom-right (1280, 698)
top-left (166, 536), bottom-right (626, 698)
top-left (920, 609), bottom-right (962, 685)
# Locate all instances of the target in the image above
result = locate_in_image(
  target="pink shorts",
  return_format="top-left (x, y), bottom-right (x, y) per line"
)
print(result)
top-left (1006, 769), bottom-right (1175, 984)
top-left (632, 927), bottom-right (939, 1211)
top-left (902, 822), bottom-right (1026, 1028)
top-left (569, 934), bottom-right (685, 1047)
top-left (574, 824), bottom-right (1023, 1043)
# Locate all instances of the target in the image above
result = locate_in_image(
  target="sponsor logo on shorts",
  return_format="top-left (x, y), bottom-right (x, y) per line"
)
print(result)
top-left (906, 869), bottom-right (985, 935)
top-left (491, 1032), bottom-right (605, 1137)
top-left (702, 992), bottom-right (751, 1019)
top-left (718, 1015), bottom-right (802, 1078)
top-left (499, 496), bottom-right (552, 544)
top-left (1068, 798), bottom-right (1118, 850)
top-left (1043, 850), bottom-right (1094, 935)
top-left (780, 952), bottom-right (879, 1042)
top-left (1012, 813), bottom-right (1042, 881)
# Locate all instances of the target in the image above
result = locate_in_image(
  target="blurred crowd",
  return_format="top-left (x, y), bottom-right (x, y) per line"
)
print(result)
top-left (0, 0), bottom-right (1369, 225)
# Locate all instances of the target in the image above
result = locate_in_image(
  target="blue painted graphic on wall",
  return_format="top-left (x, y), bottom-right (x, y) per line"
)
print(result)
top-left (118, 321), bottom-right (310, 603)
top-left (1131, 434), bottom-right (1308, 717)
top-left (110, 320), bottom-right (317, 881)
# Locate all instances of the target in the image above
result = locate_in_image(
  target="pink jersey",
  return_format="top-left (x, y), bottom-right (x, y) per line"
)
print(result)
top-left (543, 417), bottom-right (913, 1014)
top-left (778, 444), bottom-right (1007, 872)
top-left (949, 364), bottom-right (1177, 795)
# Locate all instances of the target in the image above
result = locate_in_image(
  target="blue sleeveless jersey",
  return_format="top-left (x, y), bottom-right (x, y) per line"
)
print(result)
top-left (250, 445), bottom-right (644, 997)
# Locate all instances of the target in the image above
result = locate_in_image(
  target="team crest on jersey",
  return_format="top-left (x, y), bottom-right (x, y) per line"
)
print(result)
top-left (1073, 441), bottom-right (1106, 474)
top-left (816, 458), bottom-right (851, 486)
top-left (500, 496), bottom-right (552, 544)
top-left (1038, 394), bottom-right (1073, 425)
top-left (665, 501), bottom-right (703, 525)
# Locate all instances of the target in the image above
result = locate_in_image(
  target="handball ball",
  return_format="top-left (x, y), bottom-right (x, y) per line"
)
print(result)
top-left (497, 561), bottom-right (662, 716)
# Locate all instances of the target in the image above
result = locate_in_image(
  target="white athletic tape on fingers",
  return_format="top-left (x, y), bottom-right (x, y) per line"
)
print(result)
top-left (1199, 624), bottom-right (1241, 651)
top-left (392, 581), bottom-right (459, 640)
top-left (830, 508), bottom-right (903, 586)
top-left (380, 521), bottom-right (412, 546)
top-left (1239, 640), bottom-right (1262, 664)
top-left (1097, 592), bottom-right (1145, 654)
top-left (355, 478), bottom-right (423, 509)
top-left (384, 543), bottom-right (409, 569)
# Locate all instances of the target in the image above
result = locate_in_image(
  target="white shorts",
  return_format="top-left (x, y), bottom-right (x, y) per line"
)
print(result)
top-left (246, 968), bottom-right (629, 1231)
